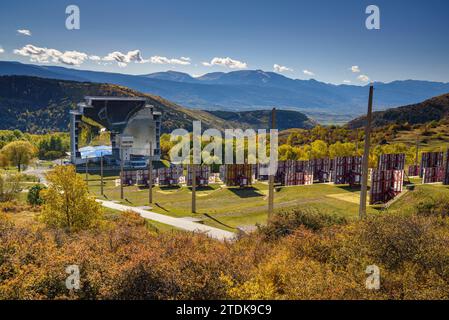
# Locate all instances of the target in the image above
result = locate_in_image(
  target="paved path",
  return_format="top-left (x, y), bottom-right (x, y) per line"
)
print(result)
top-left (97, 199), bottom-right (236, 241)
top-left (23, 163), bottom-right (236, 241)
top-left (24, 167), bottom-right (49, 186)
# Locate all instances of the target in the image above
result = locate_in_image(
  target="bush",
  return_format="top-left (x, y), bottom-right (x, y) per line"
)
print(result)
top-left (258, 208), bottom-right (347, 240)
top-left (0, 173), bottom-right (21, 202)
top-left (27, 184), bottom-right (46, 206)
top-left (18, 173), bottom-right (40, 183)
top-left (413, 193), bottom-right (449, 218)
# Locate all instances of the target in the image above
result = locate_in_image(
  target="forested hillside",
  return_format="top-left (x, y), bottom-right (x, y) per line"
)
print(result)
top-left (0, 76), bottom-right (315, 133)
top-left (348, 93), bottom-right (449, 129)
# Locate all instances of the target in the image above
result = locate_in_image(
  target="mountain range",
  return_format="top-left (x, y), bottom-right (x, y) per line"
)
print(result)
top-left (1, 61), bottom-right (449, 121)
top-left (0, 76), bottom-right (315, 133)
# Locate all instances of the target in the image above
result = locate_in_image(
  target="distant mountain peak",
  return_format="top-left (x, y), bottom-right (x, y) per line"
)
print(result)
top-left (1, 60), bottom-right (449, 118)
top-left (143, 70), bottom-right (196, 82)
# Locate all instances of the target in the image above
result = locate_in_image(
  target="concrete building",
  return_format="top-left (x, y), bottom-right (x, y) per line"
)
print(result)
top-left (70, 97), bottom-right (161, 165)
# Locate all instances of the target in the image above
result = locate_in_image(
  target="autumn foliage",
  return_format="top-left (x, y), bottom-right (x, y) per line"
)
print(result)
top-left (40, 165), bottom-right (103, 232)
top-left (1, 198), bottom-right (449, 300)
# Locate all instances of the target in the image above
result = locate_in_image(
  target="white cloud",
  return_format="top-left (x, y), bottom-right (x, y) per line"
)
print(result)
top-left (273, 64), bottom-right (293, 73)
top-left (343, 80), bottom-right (351, 84)
top-left (102, 52), bottom-right (191, 66)
top-left (0, 47), bottom-right (4, 54)
top-left (58, 50), bottom-right (88, 65)
top-left (202, 57), bottom-right (247, 69)
top-left (89, 55), bottom-right (101, 61)
top-left (17, 29), bottom-right (32, 36)
top-left (358, 74), bottom-right (370, 82)
top-left (14, 44), bottom-right (88, 65)
top-left (150, 56), bottom-right (191, 65)
top-left (350, 65), bottom-right (361, 73)
top-left (103, 50), bottom-right (145, 67)
top-left (303, 69), bottom-right (315, 76)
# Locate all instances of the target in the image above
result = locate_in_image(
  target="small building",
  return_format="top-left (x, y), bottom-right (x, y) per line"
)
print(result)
top-left (70, 97), bottom-right (161, 165)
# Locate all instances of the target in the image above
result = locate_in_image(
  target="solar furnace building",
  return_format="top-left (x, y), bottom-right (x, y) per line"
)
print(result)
top-left (70, 97), bottom-right (161, 165)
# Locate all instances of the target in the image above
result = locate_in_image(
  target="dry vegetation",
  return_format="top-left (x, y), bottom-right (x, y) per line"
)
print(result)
top-left (1, 188), bottom-right (449, 300)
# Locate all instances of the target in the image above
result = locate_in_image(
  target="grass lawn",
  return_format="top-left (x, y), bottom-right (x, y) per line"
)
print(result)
top-left (102, 206), bottom-right (181, 233)
top-left (9, 169), bottom-right (449, 234)
top-left (83, 172), bottom-right (383, 232)
top-left (387, 183), bottom-right (449, 214)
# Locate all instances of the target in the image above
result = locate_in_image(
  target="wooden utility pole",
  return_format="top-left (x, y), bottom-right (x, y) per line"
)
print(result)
top-left (85, 158), bottom-right (89, 188)
top-left (100, 153), bottom-right (104, 196)
top-left (415, 135), bottom-right (419, 166)
top-left (148, 142), bottom-right (153, 204)
top-left (268, 107), bottom-right (276, 217)
top-left (191, 163), bottom-right (197, 213)
top-left (120, 146), bottom-right (124, 200)
top-left (359, 85), bottom-right (374, 219)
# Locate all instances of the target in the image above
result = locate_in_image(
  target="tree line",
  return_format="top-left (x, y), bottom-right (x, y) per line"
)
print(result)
top-left (0, 130), bottom-right (70, 171)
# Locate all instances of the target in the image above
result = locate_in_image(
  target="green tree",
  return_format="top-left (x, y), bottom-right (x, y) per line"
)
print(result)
top-left (310, 140), bottom-right (328, 159)
top-left (1, 141), bottom-right (36, 172)
top-left (37, 135), bottom-right (69, 160)
top-left (329, 142), bottom-right (356, 158)
top-left (27, 184), bottom-right (46, 206)
top-left (41, 165), bottom-right (103, 232)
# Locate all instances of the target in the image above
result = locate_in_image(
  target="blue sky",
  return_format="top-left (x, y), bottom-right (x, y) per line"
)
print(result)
top-left (0, 0), bottom-right (448, 84)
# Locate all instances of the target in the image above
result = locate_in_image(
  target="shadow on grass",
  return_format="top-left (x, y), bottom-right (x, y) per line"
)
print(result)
top-left (155, 203), bottom-right (169, 212)
top-left (187, 186), bottom-right (214, 192)
top-left (335, 185), bottom-right (362, 192)
top-left (203, 213), bottom-right (236, 230)
top-left (160, 185), bottom-right (182, 191)
top-left (228, 187), bottom-right (264, 198)
top-left (137, 185), bottom-right (155, 191)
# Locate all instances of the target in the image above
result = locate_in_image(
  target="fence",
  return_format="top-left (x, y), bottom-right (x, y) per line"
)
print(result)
top-left (370, 169), bottom-right (404, 204)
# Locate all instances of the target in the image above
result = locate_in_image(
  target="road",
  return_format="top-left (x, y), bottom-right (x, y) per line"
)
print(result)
top-left (97, 199), bottom-right (236, 241)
